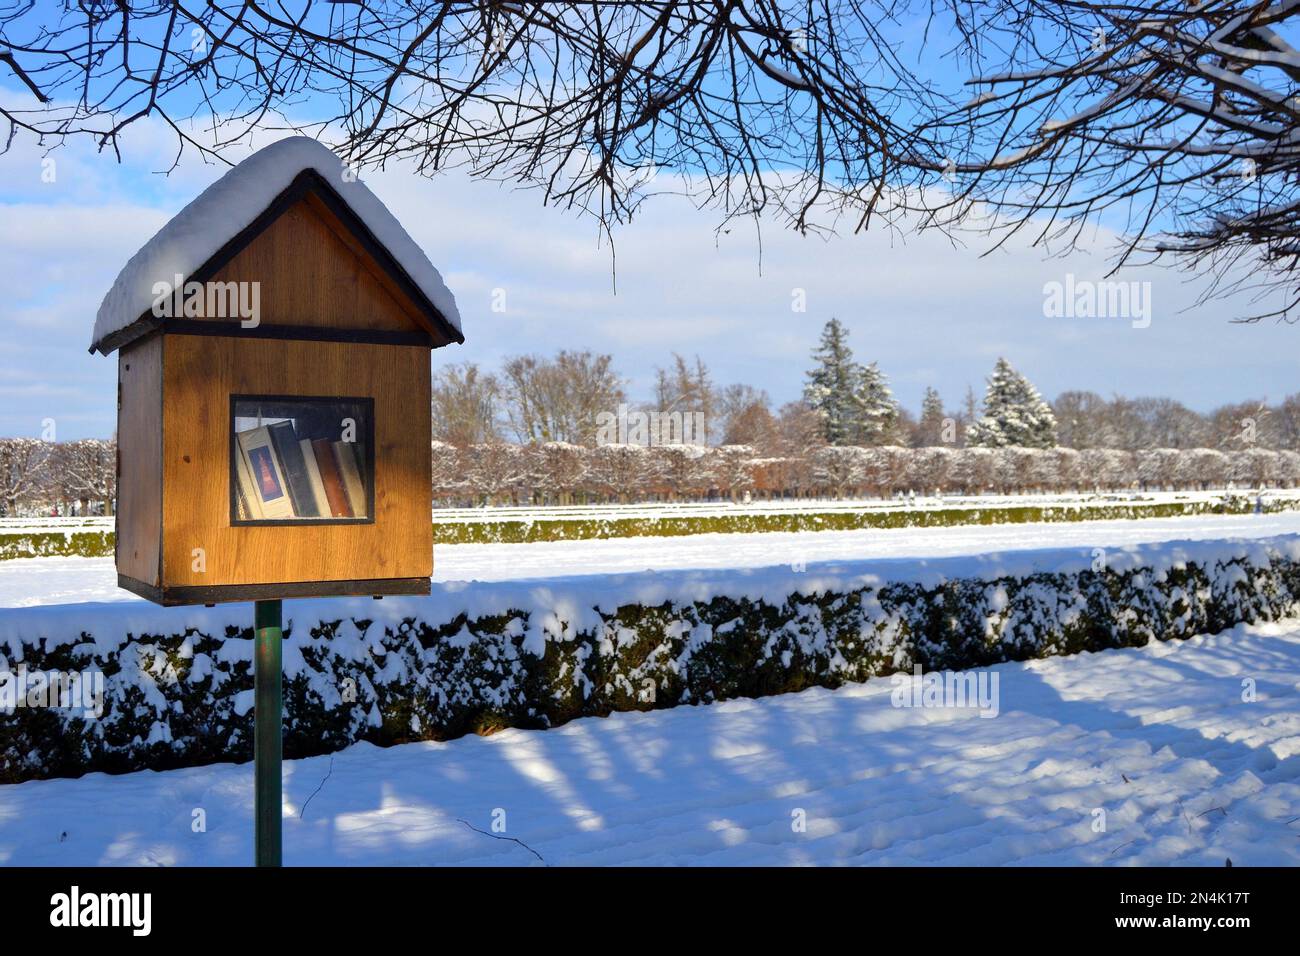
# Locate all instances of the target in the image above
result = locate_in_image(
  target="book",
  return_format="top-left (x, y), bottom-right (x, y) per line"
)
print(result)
top-left (299, 438), bottom-right (332, 517)
top-left (333, 441), bottom-right (368, 518)
top-left (311, 438), bottom-right (352, 517)
top-left (237, 426), bottom-right (295, 519)
top-left (267, 421), bottom-right (320, 517)
top-left (234, 434), bottom-right (266, 519)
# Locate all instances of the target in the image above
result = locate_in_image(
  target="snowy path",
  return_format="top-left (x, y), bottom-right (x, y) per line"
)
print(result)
top-left (3, 511), bottom-right (1300, 607)
top-left (2, 621), bottom-right (1298, 866)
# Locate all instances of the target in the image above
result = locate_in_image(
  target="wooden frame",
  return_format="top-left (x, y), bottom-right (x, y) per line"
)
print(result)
top-left (103, 163), bottom-right (454, 607)
top-left (157, 335), bottom-right (432, 600)
top-left (228, 393), bottom-right (377, 527)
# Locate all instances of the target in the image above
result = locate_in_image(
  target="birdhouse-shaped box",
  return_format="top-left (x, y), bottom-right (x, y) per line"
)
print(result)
top-left (91, 138), bottom-right (463, 606)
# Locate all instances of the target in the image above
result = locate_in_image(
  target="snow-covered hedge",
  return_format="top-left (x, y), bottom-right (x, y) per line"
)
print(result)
top-left (4, 535), bottom-right (1300, 783)
top-left (433, 441), bottom-right (1300, 505)
top-left (0, 494), bottom-right (1285, 558)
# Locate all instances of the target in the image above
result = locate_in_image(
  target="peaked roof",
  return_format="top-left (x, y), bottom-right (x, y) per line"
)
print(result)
top-left (90, 137), bottom-right (463, 354)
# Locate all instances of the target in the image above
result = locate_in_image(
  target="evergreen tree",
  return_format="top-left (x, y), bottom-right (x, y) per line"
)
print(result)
top-left (851, 361), bottom-right (900, 445)
top-left (966, 358), bottom-right (1058, 448)
top-left (915, 386), bottom-right (948, 446)
top-left (804, 318), bottom-right (861, 446)
top-left (960, 385), bottom-right (979, 447)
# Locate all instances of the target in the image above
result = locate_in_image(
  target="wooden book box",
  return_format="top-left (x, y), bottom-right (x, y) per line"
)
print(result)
top-left (91, 140), bottom-right (463, 606)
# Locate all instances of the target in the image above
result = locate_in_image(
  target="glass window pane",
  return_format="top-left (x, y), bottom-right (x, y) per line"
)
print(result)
top-left (231, 396), bottom-right (373, 523)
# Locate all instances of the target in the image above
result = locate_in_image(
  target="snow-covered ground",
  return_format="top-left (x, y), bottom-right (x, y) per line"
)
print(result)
top-left (2, 620), bottom-right (1297, 866)
top-left (4, 488), bottom-right (1292, 526)
top-left (424, 488), bottom-right (1299, 522)
top-left (4, 511), bottom-right (1300, 607)
top-left (3, 488), bottom-right (1296, 537)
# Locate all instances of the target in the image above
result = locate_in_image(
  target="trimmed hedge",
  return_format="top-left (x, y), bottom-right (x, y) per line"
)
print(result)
top-left (0, 494), bottom-right (1285, 559)
top-left (0, 530), bottom-right (114, 561)
top-left (2, 537), bottom-right (1298, 783)
top-left (427, 496), bottom-right (1281, 544)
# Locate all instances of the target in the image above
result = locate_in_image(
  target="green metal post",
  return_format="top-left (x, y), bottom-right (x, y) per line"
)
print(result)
top-left (254, 599), bottom-right (283, 867)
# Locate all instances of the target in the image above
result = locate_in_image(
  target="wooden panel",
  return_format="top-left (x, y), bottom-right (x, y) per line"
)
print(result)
top-left (160, 335), bottom-right (432, 590)
top-left (198, 196), bottom-right (428, 334)
top-left (115, 336), bottom-right (163, 586)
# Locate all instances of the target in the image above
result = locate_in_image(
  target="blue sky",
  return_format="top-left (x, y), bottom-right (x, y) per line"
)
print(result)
top-left (0, 118), bottom-right (1295, 440)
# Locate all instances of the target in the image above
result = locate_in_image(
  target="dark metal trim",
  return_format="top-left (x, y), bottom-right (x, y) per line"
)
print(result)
top-left (166, 319), bottom-right (434, 347)
top-left (118, 573), bottom-right (431, 607)
top-left (230, 393), bottom-right (377, 526)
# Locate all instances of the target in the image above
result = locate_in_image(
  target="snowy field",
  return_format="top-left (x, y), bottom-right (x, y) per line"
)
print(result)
top-left (424, 489), bottom-right (1298, 522)
top-left (3, 508), bottom-right (1299, 867)
top-left (4, 489), bottom-right (1292, 534)
top-left (4, 510), bottom-right (1300, 607)
top-left (1, 620), bottom-right (1297, 866)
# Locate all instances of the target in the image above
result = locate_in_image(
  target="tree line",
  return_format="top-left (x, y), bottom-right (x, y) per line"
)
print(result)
top-left (0, 438), bottom-right (115, 517)
top-left (431, 442), bottom-right (1300, 507)
top-left (435, 318), bottom-right (1300, 455)
top-left (422, 317), bottom-right (1300, 505)
top-left (4, 435), bottom-right (1293, 515)
top-left (4, 316), bottom-right (1296, 514)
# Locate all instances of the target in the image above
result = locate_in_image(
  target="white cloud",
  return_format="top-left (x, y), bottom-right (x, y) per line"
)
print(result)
top-left (0, 131), bottom-right (1294, 438)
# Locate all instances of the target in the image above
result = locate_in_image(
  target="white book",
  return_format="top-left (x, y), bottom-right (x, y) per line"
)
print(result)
top-left (236, 426), bottom-right (294, 519)
top-left (234, 438), bottom-right (265, 519)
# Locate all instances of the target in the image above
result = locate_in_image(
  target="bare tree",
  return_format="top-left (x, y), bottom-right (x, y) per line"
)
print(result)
top-left (1273, 393), bottom-right (1300, 448)
top-left (725, 404), bottom-right (780, 450)
top-left (775, 400), bottom-right (826, 457)
top-left (1099, 395), bottom-right (1207, 451)
top-left (0, 1), bottom-right (936, 233)
top-left (501, 350), bottom-right (624, 445)
top-left (653, 353), bottom-right (717, 440)
top-left (1204, 398), bottom-right (1274, 449)
top-left (937, 0), bottom-right (1300, 320)
top-left (3, 2), bottom-right (1297, 320)
top-left (53, 438), bottom-right (117, 514)
top-left (1053, 390), bottom-right (1116, 449)
top-left (0, 437), bottom-right (50, 515)
top-left (719, 383), bottom-right (769, 428)
top-left (432, 362), bottom-right (502, 446)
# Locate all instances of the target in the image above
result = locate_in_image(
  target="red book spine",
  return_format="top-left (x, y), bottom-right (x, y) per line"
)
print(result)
top-left (311, 439), bottom-right (353, 517)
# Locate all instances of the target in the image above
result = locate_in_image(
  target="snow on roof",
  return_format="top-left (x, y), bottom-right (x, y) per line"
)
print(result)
top-left (91, 136), bottom-right (462, 352)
